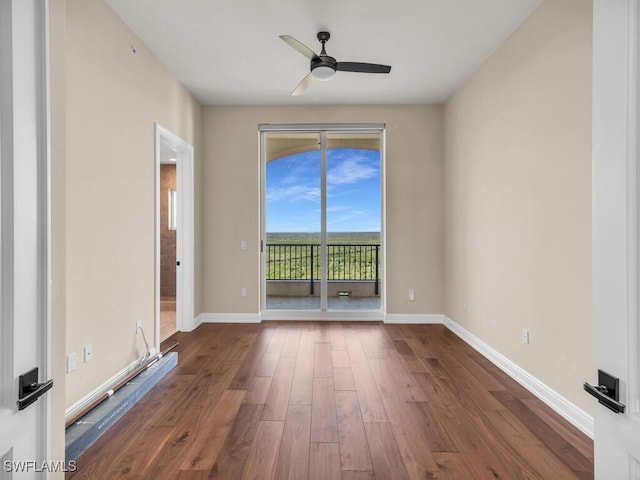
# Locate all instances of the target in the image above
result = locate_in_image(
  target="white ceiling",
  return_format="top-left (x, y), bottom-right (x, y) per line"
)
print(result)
top-left (104, 0), bottom-right (542, 106)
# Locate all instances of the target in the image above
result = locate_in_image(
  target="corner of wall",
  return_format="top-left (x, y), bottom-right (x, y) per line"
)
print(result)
top-left (442, 0), bottom-right (593, 415)
top-left (443, 315), bottom-right (593, 438)
top-left (63, 0), bottom-right (205, 411)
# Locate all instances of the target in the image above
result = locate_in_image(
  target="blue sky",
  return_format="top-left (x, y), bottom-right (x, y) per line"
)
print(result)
top-left (266, 148), bottom-right (381, 232)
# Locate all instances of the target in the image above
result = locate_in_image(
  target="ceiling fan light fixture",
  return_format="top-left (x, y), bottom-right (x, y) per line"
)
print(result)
top-left (280, 32), bottom-right (391, 95)
top-left (311, 65), bottom-right (335, 81)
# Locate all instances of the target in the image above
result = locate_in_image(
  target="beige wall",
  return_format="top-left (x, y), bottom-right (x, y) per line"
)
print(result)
top-left (63, 0), bottom-right (202, 407)
top-left (443, 0), bottom-right (592, 412)
top-left (201, 105), bottom-right (444, 316)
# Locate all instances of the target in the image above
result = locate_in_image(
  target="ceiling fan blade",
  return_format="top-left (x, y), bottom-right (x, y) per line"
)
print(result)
top-left (279, 35), bottom-right (320, 61)
top-left (291, 72), bottom-right (313, 96)
top-left (336, 62), bottom-right (391, 74)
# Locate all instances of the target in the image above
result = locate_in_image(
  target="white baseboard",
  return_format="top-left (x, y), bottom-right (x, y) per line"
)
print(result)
top-left (64, 348), bottom-right (157, 421)
top-left (196, 313), bottom-right (261, 324)
top-left (442, 315), bottom-right (594, 438)
top-left (197, 311), bottom-right (387, 323)
top-left (384, 313), bottom-right (444, 324)
top-left (260, 310), bottom-right (385, 321)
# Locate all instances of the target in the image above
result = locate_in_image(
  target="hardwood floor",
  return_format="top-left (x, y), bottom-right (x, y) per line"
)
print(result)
top-left (160, 298), bottom-right (177, 343)
top-left (67, 322), bottom-right (593, 479)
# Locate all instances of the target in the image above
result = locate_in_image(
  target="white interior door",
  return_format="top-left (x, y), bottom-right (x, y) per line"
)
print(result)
top-left (0, 0), bottom-right (51, 478)
top-left (591, 0), bottom-right (640, 477)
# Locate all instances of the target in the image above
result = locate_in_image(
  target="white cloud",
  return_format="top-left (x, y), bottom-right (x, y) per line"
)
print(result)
top-left (280, 154), bottom-right (320, 185)
top-left (327, 205), bottom-right (349, 213)
top-left (327, 208), bottom-right (380, 232)
top-left (266, 183), bottom-right (320, 203)
top-left (327, 154), bottom-right (378, 186)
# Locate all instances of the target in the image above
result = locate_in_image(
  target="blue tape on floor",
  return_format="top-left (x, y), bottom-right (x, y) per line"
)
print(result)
top-left (65, 352), bottom-right (178, 463)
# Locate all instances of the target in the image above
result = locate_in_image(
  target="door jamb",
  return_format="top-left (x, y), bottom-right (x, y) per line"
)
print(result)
top-left (154, 124), bottom-right (195, 349)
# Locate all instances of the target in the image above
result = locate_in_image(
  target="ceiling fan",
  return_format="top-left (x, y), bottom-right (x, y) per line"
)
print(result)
top-left (279, 31), bottom-right (392, 96)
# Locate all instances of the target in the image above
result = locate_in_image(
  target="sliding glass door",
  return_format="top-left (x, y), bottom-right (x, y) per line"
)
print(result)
top-left (261, 125), bottom-right (383, 316)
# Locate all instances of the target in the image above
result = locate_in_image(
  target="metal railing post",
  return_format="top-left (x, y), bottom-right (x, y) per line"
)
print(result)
top-left (375, 245), bottom-right (379, 296)
top-left (310, 244), bottom-right (314, 295)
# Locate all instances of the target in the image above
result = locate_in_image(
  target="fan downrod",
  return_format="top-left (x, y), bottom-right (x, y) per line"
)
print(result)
top-left (317, 32), bottom-right (330, 54)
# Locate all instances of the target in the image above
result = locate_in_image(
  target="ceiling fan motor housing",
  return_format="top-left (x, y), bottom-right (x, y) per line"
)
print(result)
top-left (311, 55), bottom-right (337, 80)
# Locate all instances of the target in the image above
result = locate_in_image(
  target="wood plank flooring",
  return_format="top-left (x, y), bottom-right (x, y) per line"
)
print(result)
top-left (67, 322), bottom-right (593, 479)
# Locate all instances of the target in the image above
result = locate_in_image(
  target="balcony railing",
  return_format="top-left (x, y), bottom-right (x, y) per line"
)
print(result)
top-left (266, 243), bottom-right (380, 295)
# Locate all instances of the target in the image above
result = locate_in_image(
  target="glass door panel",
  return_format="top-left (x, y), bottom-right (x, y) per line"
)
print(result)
top-left (264, 132), bottom-right (322, 310)
top-left (326, 133), bottom-right (382, 310)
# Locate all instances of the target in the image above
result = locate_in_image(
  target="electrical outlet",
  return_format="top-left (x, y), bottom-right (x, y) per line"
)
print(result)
top-left (136, 320), bottom-right (141, 334)
top-left (522, 329), bottom-right (530, 344)
top-left (241, 287), bottom-right (247, 297)
top-left (408, 288), bottom-right (415, 301)
top-left (240, 240), bottom-right (247, 250)
top-left (67, 352), bottom-right (77, 373)
top-left (84, 344), bottom-right (93, 362)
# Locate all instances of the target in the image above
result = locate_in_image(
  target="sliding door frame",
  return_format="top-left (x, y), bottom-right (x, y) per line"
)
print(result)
top-left (259, 123), bottom-right (386, 321)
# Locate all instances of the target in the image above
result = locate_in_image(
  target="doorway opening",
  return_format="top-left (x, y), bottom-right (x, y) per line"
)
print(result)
top-left (159, 154), bottom-right (177, 342)
top-left (154, 124), bottom-right (195, 347)
top-left (260, 124), bottom-right (385, 320)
